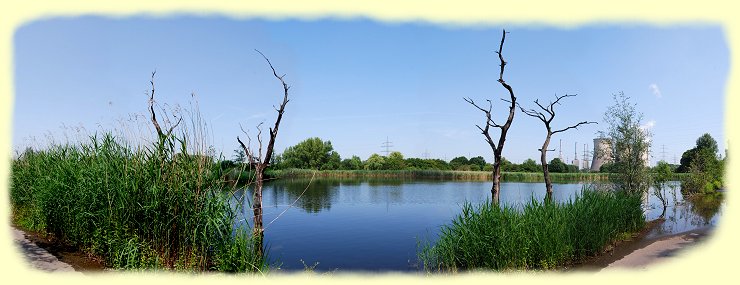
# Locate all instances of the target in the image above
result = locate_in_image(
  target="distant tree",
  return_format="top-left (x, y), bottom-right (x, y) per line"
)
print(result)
top-left (449, 156), bottom-right (469, 170)
top-left (519, 93), bottom-right (596, 200)
top-left (281, 137), bottom-right (341, 170)
top-left (341, 155), bottom-right (363, 170)
top-left (322, 151), bottom-right (341, 170)
top-left (364, 154), bottom-right (386, 170)
top-left (233, 148), bottom-right (246, 164)
top-left (429, 159), bottom-right (452, 170)
top-left (469, 156), bottom-right (487, 169)
top-left (463, 29), bottom-right (518, 203)
top-left (678, 133), bottom-right (720, 173)
top-left (385, 151), bottom-right (406, 170)
top-left (483, 163), bottom-right (494, 172)
top-left (548, 158), bottom-right (568, 173)
top-left (498, 157), bottom-right (513, 171)
top-left (602, 92), bottom-right (651, 193)
top-left (681, 133), bottom-right (723, 193)
top-left (521, 159), bottom-right (540, 172)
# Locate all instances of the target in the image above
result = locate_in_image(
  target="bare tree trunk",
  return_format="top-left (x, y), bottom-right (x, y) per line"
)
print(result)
top-left (492, 151), bottom-right (502, 202)
top-left (253, 166), bottom-right (265, 257)
top-left (540, 135), bottom-right (553, 201)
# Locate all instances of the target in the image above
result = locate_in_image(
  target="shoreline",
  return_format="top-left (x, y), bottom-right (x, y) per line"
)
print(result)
top-left (12, 220), bottom-right (713, 274)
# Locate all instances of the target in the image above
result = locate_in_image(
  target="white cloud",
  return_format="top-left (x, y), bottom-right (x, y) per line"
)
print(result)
top-left (642, 120), bottom-right (656, 129)
top-left (649, 83), bottom-right (662, 98)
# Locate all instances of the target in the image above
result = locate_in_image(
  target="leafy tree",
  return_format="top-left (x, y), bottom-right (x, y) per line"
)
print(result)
top-left (233, 148), bottom-right (246, 164)
top-left (281, 137), bottom-right (341, 170)
top-left (449, 156), bottom-right (469, 170)
top-left (681, 134), bottom-right (723, 193)
top-left (652, 160), bottom-right (674, 218)
top-left (499, 157), bottom-right (514, 172)
top-left (322, 151), bottom-right (341, 170)
top-left (521, 159), bottom-right (540, 172)
top-left (469, 156), bottom-right (487, 169)
top-left (548, 158), bottom-right (568, 173)
top-left (678, 133), bottom-right (720, 173)
top-left (341, 155), bottom-right (363, 170)
top-left (603, 92), bottom-right (651, 193)
top-left (599, 162), bottom-right (616, 173)
top-left (364, 154), bottom-right (386, 170)
top-left (385, 151), bottom-right (406, 170)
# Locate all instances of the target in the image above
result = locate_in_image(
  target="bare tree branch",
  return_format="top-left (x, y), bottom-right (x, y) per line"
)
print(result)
top-left (148, 71), bottom-right (165, 139)
top-left (552, 121), bottom-right (598, 135)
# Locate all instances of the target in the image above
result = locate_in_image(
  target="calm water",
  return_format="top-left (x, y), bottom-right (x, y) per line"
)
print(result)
top-left (231, 179), bottom-right (722, 272)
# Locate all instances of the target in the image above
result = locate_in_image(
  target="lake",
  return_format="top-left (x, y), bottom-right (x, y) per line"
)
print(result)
top-left (230, 179), bottom-right (722, 272)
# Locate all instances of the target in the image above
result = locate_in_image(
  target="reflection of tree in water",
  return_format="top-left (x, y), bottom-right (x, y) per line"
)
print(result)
top-left (367, 179), bottom-right (405, 187)
top-left (685, 193), bottom-right (724, 224)
top-left (269, 179), bottom-right (341, 213)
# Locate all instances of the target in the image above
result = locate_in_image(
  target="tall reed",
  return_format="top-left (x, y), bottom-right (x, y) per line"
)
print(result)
top-left (418, 188), bottom-right (645, 271)
top-left (11, 132), bottom-right (266, 272)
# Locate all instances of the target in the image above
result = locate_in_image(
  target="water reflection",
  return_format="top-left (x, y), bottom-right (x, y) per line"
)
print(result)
top-left (230, 179), bottom-right (723, 271)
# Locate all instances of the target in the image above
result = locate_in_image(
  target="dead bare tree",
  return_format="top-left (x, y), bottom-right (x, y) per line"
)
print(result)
top-left (237, 49), bottom-right (290, 258)
top-left (464, 29), bottom-right (517, 203)
top-left (148, 71), bottom-right (182, 141)
top-left (518, 94), bottom-right (596, 201)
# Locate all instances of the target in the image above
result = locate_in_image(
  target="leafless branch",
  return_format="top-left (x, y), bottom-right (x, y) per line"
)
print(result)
top-left (255, 49), bottom-right (290, 166)
top-left (552, 121), bottom-right (598, 135)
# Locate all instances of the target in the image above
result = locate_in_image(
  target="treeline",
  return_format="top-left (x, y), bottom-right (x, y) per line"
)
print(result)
top-left (230, 137), bottom-right (590, 173)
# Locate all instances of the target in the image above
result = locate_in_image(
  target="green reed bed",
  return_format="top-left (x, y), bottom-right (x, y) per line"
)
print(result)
top-left (269, 168), bottom-right (609, 182)
top-left (10, 133), bottom-right (265, 272)
top-left (418, 189), bottom-right (645, 272)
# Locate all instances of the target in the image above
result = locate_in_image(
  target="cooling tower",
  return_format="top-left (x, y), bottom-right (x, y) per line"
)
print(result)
top-left (590, 138), bottom-right (612, 172)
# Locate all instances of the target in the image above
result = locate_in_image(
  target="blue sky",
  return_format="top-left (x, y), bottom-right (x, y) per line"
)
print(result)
top-left (12, 16), bottom-right (728, 165)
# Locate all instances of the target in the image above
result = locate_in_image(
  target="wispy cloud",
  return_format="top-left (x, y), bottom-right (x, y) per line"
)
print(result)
top-left (640, 120), bottom-right (656, 131)
top-left (649, 83), bottom-right (662, 98)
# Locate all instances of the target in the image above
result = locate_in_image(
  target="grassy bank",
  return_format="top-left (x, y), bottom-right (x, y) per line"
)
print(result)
top-left (10, 133), bottom-right (265, 272)
top-left (266, 168), bottom-right (610, 182)
top-left (418, 189), bottom-right (645, 271)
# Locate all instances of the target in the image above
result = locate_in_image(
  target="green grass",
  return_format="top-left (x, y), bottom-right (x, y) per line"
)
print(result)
top-left (417, 188), bottom-right (645, 272)
top-left (10, 133), bottom-right (266, 272)
top-left (266, 168), bottom-right (609, 182)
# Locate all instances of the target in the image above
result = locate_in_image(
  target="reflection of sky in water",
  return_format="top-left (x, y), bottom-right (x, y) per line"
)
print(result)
top-left (229, 179), bottom-right (722, 271)
top-left (642, 181), bottom-right (723, 239)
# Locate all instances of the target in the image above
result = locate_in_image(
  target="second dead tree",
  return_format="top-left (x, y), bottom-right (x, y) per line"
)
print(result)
top-left (518, 94), bottom-right (596, 201)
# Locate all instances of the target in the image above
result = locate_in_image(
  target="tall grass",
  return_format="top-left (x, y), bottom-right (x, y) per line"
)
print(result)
top-left (268, 168), bottom-right (609, 182)
top-left (418, 188), bottom-right (645, 271)
top-left (10, 132), bottom-right (266, 272)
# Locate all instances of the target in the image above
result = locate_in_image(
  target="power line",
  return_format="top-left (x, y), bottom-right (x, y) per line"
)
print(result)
top-left (660, 144), bottom-right (667, 162)
top-left (381, 137), bottom-right (393, 156)
top-left (422, 149), bottom-right (430, 159)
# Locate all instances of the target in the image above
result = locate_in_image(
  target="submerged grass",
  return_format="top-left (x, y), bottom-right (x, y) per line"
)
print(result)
top-left (418, 189), bottom-right (645, 271)
top-left (10, 133), bottom-right (266, 272)
top-left (269, 169), bottom-right (609, 182)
